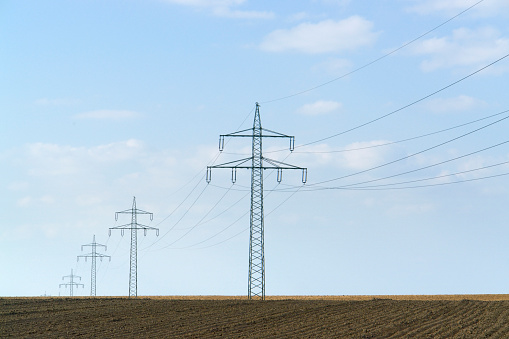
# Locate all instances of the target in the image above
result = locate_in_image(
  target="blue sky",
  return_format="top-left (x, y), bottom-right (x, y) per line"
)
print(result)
top-left (2, 0), bottom-right (509, 297)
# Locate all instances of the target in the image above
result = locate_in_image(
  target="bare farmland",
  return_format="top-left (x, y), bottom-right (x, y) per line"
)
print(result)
top-left (2, 295), bottom-right (509, 338)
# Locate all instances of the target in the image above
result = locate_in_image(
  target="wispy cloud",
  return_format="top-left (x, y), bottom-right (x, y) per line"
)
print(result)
top-left (162, 0), bottom-right (243, 6)
top-left (161, 0), bottom-right (273, 19)
top-left (426, 95), bottom-right (485, 113)
top-left (339, 140), bottom-right (393, 170)
top-left (411, 26), bottom-right (509, 72)
top-left (291, 140), bottom-right (393, 171)
top-left (298, 100), bottom-right (342, 116)
top-left (313, 57), bottom-right (353, 75)
top-left (259, 16), bottom-right (379, 54)
top-left (212, 7), bottom-right (274, 19)
top-left (408, 0), bottom-right (509, 17)
top-left (26, 139), bottom-right (144, 176)
top-left (74, 109), bottom-right (142, 120)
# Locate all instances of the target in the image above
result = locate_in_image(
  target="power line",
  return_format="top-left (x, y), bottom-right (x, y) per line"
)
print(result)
top-left (149, 106), bottom-right (255, 232)
top-left (316, 171), bottom-right (509, 191)
top-left (290, 160), bottom-right (509, 191)
top-left (175, 182), bottom-right (307, 250)
top-left (171, 211), bottom-right (249, 250)
top-left (173, 190), bottom-right (249, 231)
top-left (155, 184), bottom-right (235, 250)
top-left (137, 107), bottom-right (255, 254)
top-left (261, 0), bottom-right (485, 104)
top-left (287, 109), bottom-right (509, 155)
top-left (290, 140), bottom-right (509, 192)
top-left (154, 175), bottom-right (207, 228)
top-left (294, 52), bottom-right (509, 149)
top-left (163, 169), bottom-right (290, 250)
top-left (305, 113), bottom-right (509, 187)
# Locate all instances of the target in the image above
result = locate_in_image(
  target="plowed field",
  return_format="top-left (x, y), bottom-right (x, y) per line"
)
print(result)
top-left (2, 296), bottom-right (509, 338)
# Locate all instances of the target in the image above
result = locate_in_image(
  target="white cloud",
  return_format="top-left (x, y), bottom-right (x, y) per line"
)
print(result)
top-left (426, 95), bottom-right (485, 113)
top-left (313, 58), bottom-right (353, 75)
top-left (292, 141), bottom-right (393, 171)
top-left (411, 26), bottom-right (509, 72)
top-left (17, 196), bottom-right (32, 207)
top-left (319, 0), bottom-right (351, 5)
top-left (163, 0), bottom-right (244, 6)
top-left (26, 139), bottom-right (144, 176)
top-left (408, 0), bottom-right (509, 16)
top-left (161, 0), bottom-right (273, 19)
top-left (298, 100), bottom-right (342, 116)
top-left (288, 12), bottom-right (309, 22)
top-left (74, 109), bottom-right (141, 120)
top-left (40, 195), bottom-right (55, 204)
top-left (212, 7), bottom-right (274, 19)
top-left (339, 140), bottom-right (392, 170)
top-left (454, 155), bottom-right (509, 180)
top-left (259, 16), bottom-right (378, 54)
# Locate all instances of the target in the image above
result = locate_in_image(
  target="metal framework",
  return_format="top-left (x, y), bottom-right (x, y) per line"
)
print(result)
top-left (109, 197), bottom-right (158, 297)
top-left (77, 234), bottom-right (111, 296)
top-left (59, 269), bottom-right (84, 297)
top-left (206, 102), bottom-right (306, 300)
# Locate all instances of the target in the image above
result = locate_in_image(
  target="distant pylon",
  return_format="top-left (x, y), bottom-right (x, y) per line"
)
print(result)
top-left (109, 197), bottom-right (159, 297)
top-left (77, 235), bottom-right (111, 296)
top-left (206, 102), bottom-right (307, 300)
top-left (59, 269), bottom-right (84, 297)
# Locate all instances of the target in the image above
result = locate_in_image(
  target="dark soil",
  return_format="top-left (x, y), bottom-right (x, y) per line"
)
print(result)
top-left (2, 297), bottom-right (509, 338)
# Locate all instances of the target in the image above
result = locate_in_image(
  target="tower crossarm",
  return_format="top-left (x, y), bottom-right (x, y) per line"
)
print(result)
top-left (77, 252), bottom-right (111, 260)
top-left (59, 282), bottom-right (84, 288)
top-left (208, 157), bottom-right (252, 169)
top-left (59, 269), bottom-right (84, 296)
top-left (263, 157), bottom-right (308, 183)
top-left (206, 157), bottom-right (307, 184)
top-left (115, 209), bottom-right (153, 219)
top-left (219, 129), bottom-right (295, 151)
top-left (109, 223), bottom-right (159, 236)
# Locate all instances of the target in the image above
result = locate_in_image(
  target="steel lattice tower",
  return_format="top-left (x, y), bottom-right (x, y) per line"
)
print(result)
top-left (109, 197), bottom-right (159, 297)
top-left (206, 103), bottom-right (307, 300)
top-left (77, 235), bottom-right (111, 296)
top-left (59, 269), bottom-right (84, 297)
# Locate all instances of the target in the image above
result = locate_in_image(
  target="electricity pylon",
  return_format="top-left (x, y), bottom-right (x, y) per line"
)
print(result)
top-left (77, 235), bottom-right (111, 296)
top-left (206, 102), bottom-right (307, 300)
top-left (109, 197), bottom-right (158, 297)
top-left (59, 269), bottom-right (84, 297)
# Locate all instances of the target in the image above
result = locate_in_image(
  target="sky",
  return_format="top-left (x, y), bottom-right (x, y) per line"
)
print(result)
top-left (2, 0), bottom-right (509, 297)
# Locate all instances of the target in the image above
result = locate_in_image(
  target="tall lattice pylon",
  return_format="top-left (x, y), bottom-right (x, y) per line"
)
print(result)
top-left (59, 269), bottom-right (84, 297)
top-left (77, 235), bottom-right (111, 296)
top-left (109, 197), bottom-right (159, 297)
top-left (206, 102), bottom-right (307, 300)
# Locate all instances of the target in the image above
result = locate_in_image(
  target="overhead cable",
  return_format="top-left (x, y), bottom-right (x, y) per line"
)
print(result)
top-left (305, 113), bottom-right (509, 187)
top-left (261, 0), bottom-right (485, 104)
top-left (295, 52), bottom-right (509, 149)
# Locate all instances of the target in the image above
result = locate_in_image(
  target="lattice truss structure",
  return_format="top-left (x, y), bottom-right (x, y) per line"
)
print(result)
top-left (109, 197), bottom-right (158, 297)
top-left (207, 103), bottom-right (307, 300)
top-left (59, 269), bottom-right (84, 297)
top-left (77, 235), bottom-right (111, 296)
